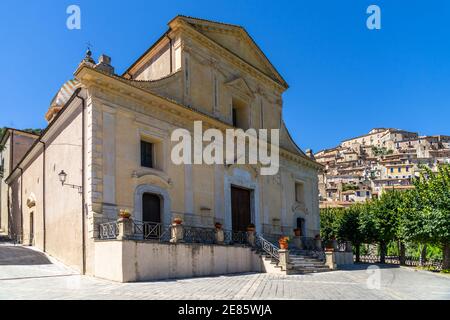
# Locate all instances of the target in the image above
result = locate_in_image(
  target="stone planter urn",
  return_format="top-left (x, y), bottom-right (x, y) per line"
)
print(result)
top-left (215, 228), bottom-right (225, 245)
top-left (170, 221), bottom-right (184, 243)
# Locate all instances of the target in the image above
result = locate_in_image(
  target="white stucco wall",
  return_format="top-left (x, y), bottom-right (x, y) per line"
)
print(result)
top-left (94, 240), bottom-right (262, 282)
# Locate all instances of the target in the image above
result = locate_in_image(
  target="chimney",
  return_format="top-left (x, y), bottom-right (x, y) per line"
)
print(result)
top-left (94, 54), bottom-right (114, 75)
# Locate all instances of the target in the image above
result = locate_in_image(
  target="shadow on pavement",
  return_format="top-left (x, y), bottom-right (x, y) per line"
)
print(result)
top-left (0, 245), bottom-right (52, 265)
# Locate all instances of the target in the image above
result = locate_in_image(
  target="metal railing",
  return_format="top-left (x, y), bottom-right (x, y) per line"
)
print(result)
top-left (300, 237), bottom-right (317, 250)
top-left (97, 220), bottom-right (250, 246)
top-left (358, 255), bottom-right (443, 270)
top-left (336, 241), bottom-right (352, 252)
top-left (183, 226), bottom-right (216, 244)
top-left (255, 234), bottom-right (280, 261)
top-left (133, 221), bottom-right (163, 240)
top-left (224, 230), bottom-right (248, 245)
top-left (99, 221), bottom-right (119, 240)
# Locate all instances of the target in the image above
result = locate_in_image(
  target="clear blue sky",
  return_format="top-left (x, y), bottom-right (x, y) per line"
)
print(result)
top-left (1, 0), bottom-right (449, 152)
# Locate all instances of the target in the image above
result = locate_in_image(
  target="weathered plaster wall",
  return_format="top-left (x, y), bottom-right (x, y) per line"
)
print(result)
top-left (134, 42), bottom-right (172, 81)
top-left (94, 240), bottom-right (262, 282)
top-left (44, 106), bottom-right (84, 272)
top-left (0, 137), bottom-right (12, 233)
top-left (21, 152), bottom-right (44, 248)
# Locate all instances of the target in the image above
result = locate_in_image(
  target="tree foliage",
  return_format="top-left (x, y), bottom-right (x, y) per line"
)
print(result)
top-left (321, 164), bottom-right (450, 269)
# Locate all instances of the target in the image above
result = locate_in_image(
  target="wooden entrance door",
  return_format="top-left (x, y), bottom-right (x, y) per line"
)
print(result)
top-left (142, 193), bottom-right (161, 223)
top-left (142, 193), bottom-right (161, 239)
top-left (231, 186), bottom-right (252, 232)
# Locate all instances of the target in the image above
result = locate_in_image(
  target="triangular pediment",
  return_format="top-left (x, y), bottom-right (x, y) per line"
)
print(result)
top-left (225, 78), bottom-right (254, 99)
top-left (172, 16), bottom-right (288, 88)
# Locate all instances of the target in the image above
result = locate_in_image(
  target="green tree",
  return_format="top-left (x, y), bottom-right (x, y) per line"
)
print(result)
top-left (358, 191), bottom-right (403, 263)
top-left (336, 204), bottom-right (365, 262)
top-left (320, 207), bottom-right (344, 242)
top-left (402, 165), bottom-right (450, 269)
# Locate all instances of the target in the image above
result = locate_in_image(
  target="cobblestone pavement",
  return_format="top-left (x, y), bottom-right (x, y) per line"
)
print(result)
top-left (1, 244), bottom-right (449, 300)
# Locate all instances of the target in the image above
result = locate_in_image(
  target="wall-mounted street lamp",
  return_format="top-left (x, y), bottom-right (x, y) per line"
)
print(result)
top-left (58, 170), bottom-right (82, 194)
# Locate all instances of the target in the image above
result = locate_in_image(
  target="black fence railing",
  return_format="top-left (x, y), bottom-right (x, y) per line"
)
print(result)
top-left (358, 255), bottom-right (443, 270)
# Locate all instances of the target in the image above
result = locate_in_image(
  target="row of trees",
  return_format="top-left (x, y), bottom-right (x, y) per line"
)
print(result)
top-left (320, 165), bottom-right (450, 270)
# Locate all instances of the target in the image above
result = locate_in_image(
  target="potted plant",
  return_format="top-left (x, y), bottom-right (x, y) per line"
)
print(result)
top-left (118, 209), bottom-right (131, 219)
top-left (278, 236), bottom-right (290, 249)
top-left (325, 241), bottom-right (334, 252)
top-left (293, 228), bottom-right (301, 237)
top-left (173, 217), bottom-right (183, 225)
top-left (214, 222), bottom-right (222, 229)
top-left (246, 223), bottom-right (255, 232)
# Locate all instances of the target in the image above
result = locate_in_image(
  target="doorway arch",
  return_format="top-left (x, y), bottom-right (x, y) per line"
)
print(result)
top-left (134, 184), bottom-right (171, 226)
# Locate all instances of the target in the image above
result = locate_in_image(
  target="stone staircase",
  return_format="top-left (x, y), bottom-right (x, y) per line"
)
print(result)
top-left (254, 245), bottom-right (331, 275)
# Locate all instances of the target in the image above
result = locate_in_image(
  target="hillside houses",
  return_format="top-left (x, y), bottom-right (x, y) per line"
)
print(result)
top-left (315, 128), bottom-right (450, 208)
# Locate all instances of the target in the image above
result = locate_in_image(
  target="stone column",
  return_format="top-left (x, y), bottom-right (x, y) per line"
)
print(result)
top-left (278, 249), bottom-right (292, 271)
top-left (215, 229), bottom-right (224, 245)
top-left (117, 218), bottom-right (133, 240)
top-left (325, 251), bottom-right (337, 270)
top-left (170, 224), bottom-right (184, 243)
top-left (247, 230), bottom-right (256, 246)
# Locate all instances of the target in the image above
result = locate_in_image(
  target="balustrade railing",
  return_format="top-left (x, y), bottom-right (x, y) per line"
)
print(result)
top-left (183, 226), bottom-right (216, 244)
top-left (300, 237), bottom-right (317, 250)
top-left (133, 221), bottom-right (163, 240)
top-left (358, 255), bottom-right (443, 270)
top-left (255, 234), bottom-right (280, 261)
top-left (223, 230), bottom-right (248, 245)
top-left (99, 221), bottom-right (119, 240)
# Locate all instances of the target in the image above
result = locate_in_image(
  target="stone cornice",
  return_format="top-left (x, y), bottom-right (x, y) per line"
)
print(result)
top-left (74, 66), bottom-right (318, 170)
top-left (171, 19), bottom-right (287, 94)
top-left (170, 16), bottom-right (288, 89)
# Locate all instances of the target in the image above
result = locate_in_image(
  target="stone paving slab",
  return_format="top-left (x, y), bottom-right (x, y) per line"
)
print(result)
top-left (0, 244), bottom-right (449, 300)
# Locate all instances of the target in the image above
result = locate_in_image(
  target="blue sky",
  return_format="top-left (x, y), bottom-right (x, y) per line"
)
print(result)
top-left (0, 0), bottom-right (449, 152)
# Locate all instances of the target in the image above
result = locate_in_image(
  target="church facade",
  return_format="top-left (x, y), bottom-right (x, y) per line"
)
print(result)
top-left (1, 16), bottom-right (322, 279)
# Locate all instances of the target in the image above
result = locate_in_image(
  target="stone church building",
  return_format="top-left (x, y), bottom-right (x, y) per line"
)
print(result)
top-left (0, 16), bottom-right (322, 281)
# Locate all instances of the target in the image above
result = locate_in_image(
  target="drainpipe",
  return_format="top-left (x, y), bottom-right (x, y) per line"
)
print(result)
top-left (75, 92), bottom-right (86, 275)
top-left (38, 140), bottom-right (46, 252)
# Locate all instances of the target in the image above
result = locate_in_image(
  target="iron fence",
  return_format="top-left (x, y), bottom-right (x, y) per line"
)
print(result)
top-left (358, 255), bottom-right (443, 270)
top-left (183, 226), bottom-right (216, 244)
top-left (255, 234), bottom-right (280, 261)
top-left (133, 221), bottom-right (163, 240)
top-left (223, 230), bottom-right (248, 245)
top-left (99, 221), bottom-right (119, 240)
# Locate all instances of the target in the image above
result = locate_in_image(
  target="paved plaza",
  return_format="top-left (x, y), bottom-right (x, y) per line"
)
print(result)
top-left (0, 244), bottom-right (449, 300)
